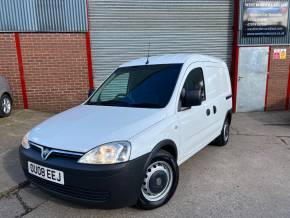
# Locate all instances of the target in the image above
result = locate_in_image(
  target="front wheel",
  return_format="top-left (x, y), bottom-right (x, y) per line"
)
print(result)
top-left (135, 150), bottom-right (179, 210)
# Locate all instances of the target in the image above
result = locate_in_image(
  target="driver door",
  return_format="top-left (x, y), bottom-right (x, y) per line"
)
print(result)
top-left (177, 65), bottom-right (212, 161)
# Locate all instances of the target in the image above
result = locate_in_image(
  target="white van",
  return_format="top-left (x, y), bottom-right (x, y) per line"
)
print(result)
top-left (20, 54), bottom-right (232, 209)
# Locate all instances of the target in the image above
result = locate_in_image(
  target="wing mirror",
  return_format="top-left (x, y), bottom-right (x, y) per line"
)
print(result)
top-left (88, 88), bottom-right (95, 97)
top-left (182, 90), bottom-right (202, 107)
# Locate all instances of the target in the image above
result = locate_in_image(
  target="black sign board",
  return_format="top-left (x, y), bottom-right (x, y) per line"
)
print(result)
top-left (243, 0), bottom-right (289, 37)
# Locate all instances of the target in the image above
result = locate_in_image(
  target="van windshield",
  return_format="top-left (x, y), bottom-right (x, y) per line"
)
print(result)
top-left (87, 64), bottom-right (183, 108)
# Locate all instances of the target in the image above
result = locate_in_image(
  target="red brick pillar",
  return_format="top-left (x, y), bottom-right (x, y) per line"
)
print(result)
top-left (266, 46), bottom-right (290, 111)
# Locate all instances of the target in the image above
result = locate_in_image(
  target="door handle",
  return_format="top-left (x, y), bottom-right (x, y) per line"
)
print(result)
top-left (238, 76), bottom-right (244, 81)
top-left (213, 106), bottom-right (217, 114)
top-left (206, 109), bottom-right (211, 116)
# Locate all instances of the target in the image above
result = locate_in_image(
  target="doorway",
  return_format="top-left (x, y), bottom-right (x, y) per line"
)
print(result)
top-left (237, 47), bottom-right (269, 112)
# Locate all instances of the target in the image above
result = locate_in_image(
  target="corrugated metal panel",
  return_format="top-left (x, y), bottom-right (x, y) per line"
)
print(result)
top-left (239, 0), bottom-right (290, 45)
top-left (0, 0), bottom-right (87, 32)
top-left (88, 0), bottom-right (233, 87)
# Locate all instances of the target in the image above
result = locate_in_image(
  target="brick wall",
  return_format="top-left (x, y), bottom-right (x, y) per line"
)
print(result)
top-left (267, 46), bottom-right (290, 111)
top-left (0, 34), bottom-right (23, 108)
top-left (20, 33), bottom-right (89, 112)
top-left (0, 33), bottom-right (89, 113)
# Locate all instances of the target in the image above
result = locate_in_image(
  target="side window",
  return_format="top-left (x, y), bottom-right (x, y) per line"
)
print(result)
top-left (179, 67), bottom-right (206, 110)
top-left (183, 68), bottom-right (206, 100)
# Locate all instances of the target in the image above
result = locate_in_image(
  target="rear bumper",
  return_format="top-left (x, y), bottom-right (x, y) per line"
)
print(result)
top-left (19, 147), bottom-right (149, 209)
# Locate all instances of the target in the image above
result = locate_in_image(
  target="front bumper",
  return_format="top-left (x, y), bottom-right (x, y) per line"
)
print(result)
top-left (19, 147), bottom-right (149, 209)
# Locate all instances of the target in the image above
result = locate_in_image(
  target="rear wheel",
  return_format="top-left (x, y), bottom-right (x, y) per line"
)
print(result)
top-left (214, 118), bottom-right (230, 146)
top-left (0, 94), bottom-right (12, 118)
top-left (135, 150), bottom-right (179, 210)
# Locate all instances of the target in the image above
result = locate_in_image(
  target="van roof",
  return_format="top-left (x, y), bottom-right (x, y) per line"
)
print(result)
top-left (120, 54), bottom-right (226, 68)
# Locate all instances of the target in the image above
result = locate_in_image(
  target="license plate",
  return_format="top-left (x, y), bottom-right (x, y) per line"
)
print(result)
top-left (28, 161), bottom-right (64, 185)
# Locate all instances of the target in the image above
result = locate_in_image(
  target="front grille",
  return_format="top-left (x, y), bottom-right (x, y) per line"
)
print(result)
top-left (30, 144), bottom-right (41, 152)
top-left (29, 141), bottom-right (83, 160)
top-left (27, 174), bottom-right (110, 202)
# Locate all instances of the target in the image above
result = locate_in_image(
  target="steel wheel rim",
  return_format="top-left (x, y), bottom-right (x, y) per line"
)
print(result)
top-left (2, 97), bottom-right (11, 114)
top-left (141, 161), bottom-right (173, 202)
top-left (223, 121), bottom-right (229, 142)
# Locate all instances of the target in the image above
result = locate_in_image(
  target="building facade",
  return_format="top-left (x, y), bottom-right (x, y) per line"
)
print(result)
top-left (235, 0), bottom-right (290, 112)
top-left (0, 0), bottom-right (289, 113)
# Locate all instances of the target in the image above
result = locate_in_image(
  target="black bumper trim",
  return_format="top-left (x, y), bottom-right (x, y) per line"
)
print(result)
top-left (19, 147), bottom-right (149, 209)
top-left (26, 173), bottom-right (110, 202)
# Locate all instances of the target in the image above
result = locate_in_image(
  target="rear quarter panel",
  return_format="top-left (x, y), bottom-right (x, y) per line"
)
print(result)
top-left (223, 66), bottom-right (233, 111)
top-left (202, 63), bottom-right (232, 136)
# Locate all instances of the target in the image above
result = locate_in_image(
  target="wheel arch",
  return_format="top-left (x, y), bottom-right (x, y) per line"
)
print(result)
top-left (226, 109), bottom-right (232, 125)
top-left (144, 140), bottom-right (178, 170)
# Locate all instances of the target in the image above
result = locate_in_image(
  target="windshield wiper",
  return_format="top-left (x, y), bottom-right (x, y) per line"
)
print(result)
top-left (130, 103), bottom-right (162, 108)
top-left (87, 100), bottom-right (129, 106)
top-left (87, 101), bottom-right (161, 108)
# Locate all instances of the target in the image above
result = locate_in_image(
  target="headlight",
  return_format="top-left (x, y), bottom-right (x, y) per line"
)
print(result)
top-left (78, 141), bottom-right (131, 165)
top-left (21, 132), bottom-right (30, 149)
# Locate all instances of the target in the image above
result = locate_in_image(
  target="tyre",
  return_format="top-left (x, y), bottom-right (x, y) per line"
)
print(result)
top-left (0, 94), bottom-right (12, 118)
top-left (214, 117), bottom-right (230, 146)
top-left (135, 150), bottom-right (179, 210)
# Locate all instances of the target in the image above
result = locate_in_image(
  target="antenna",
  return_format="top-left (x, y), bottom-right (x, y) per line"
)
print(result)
top-left (145, 40), bottom-right (151, 65)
